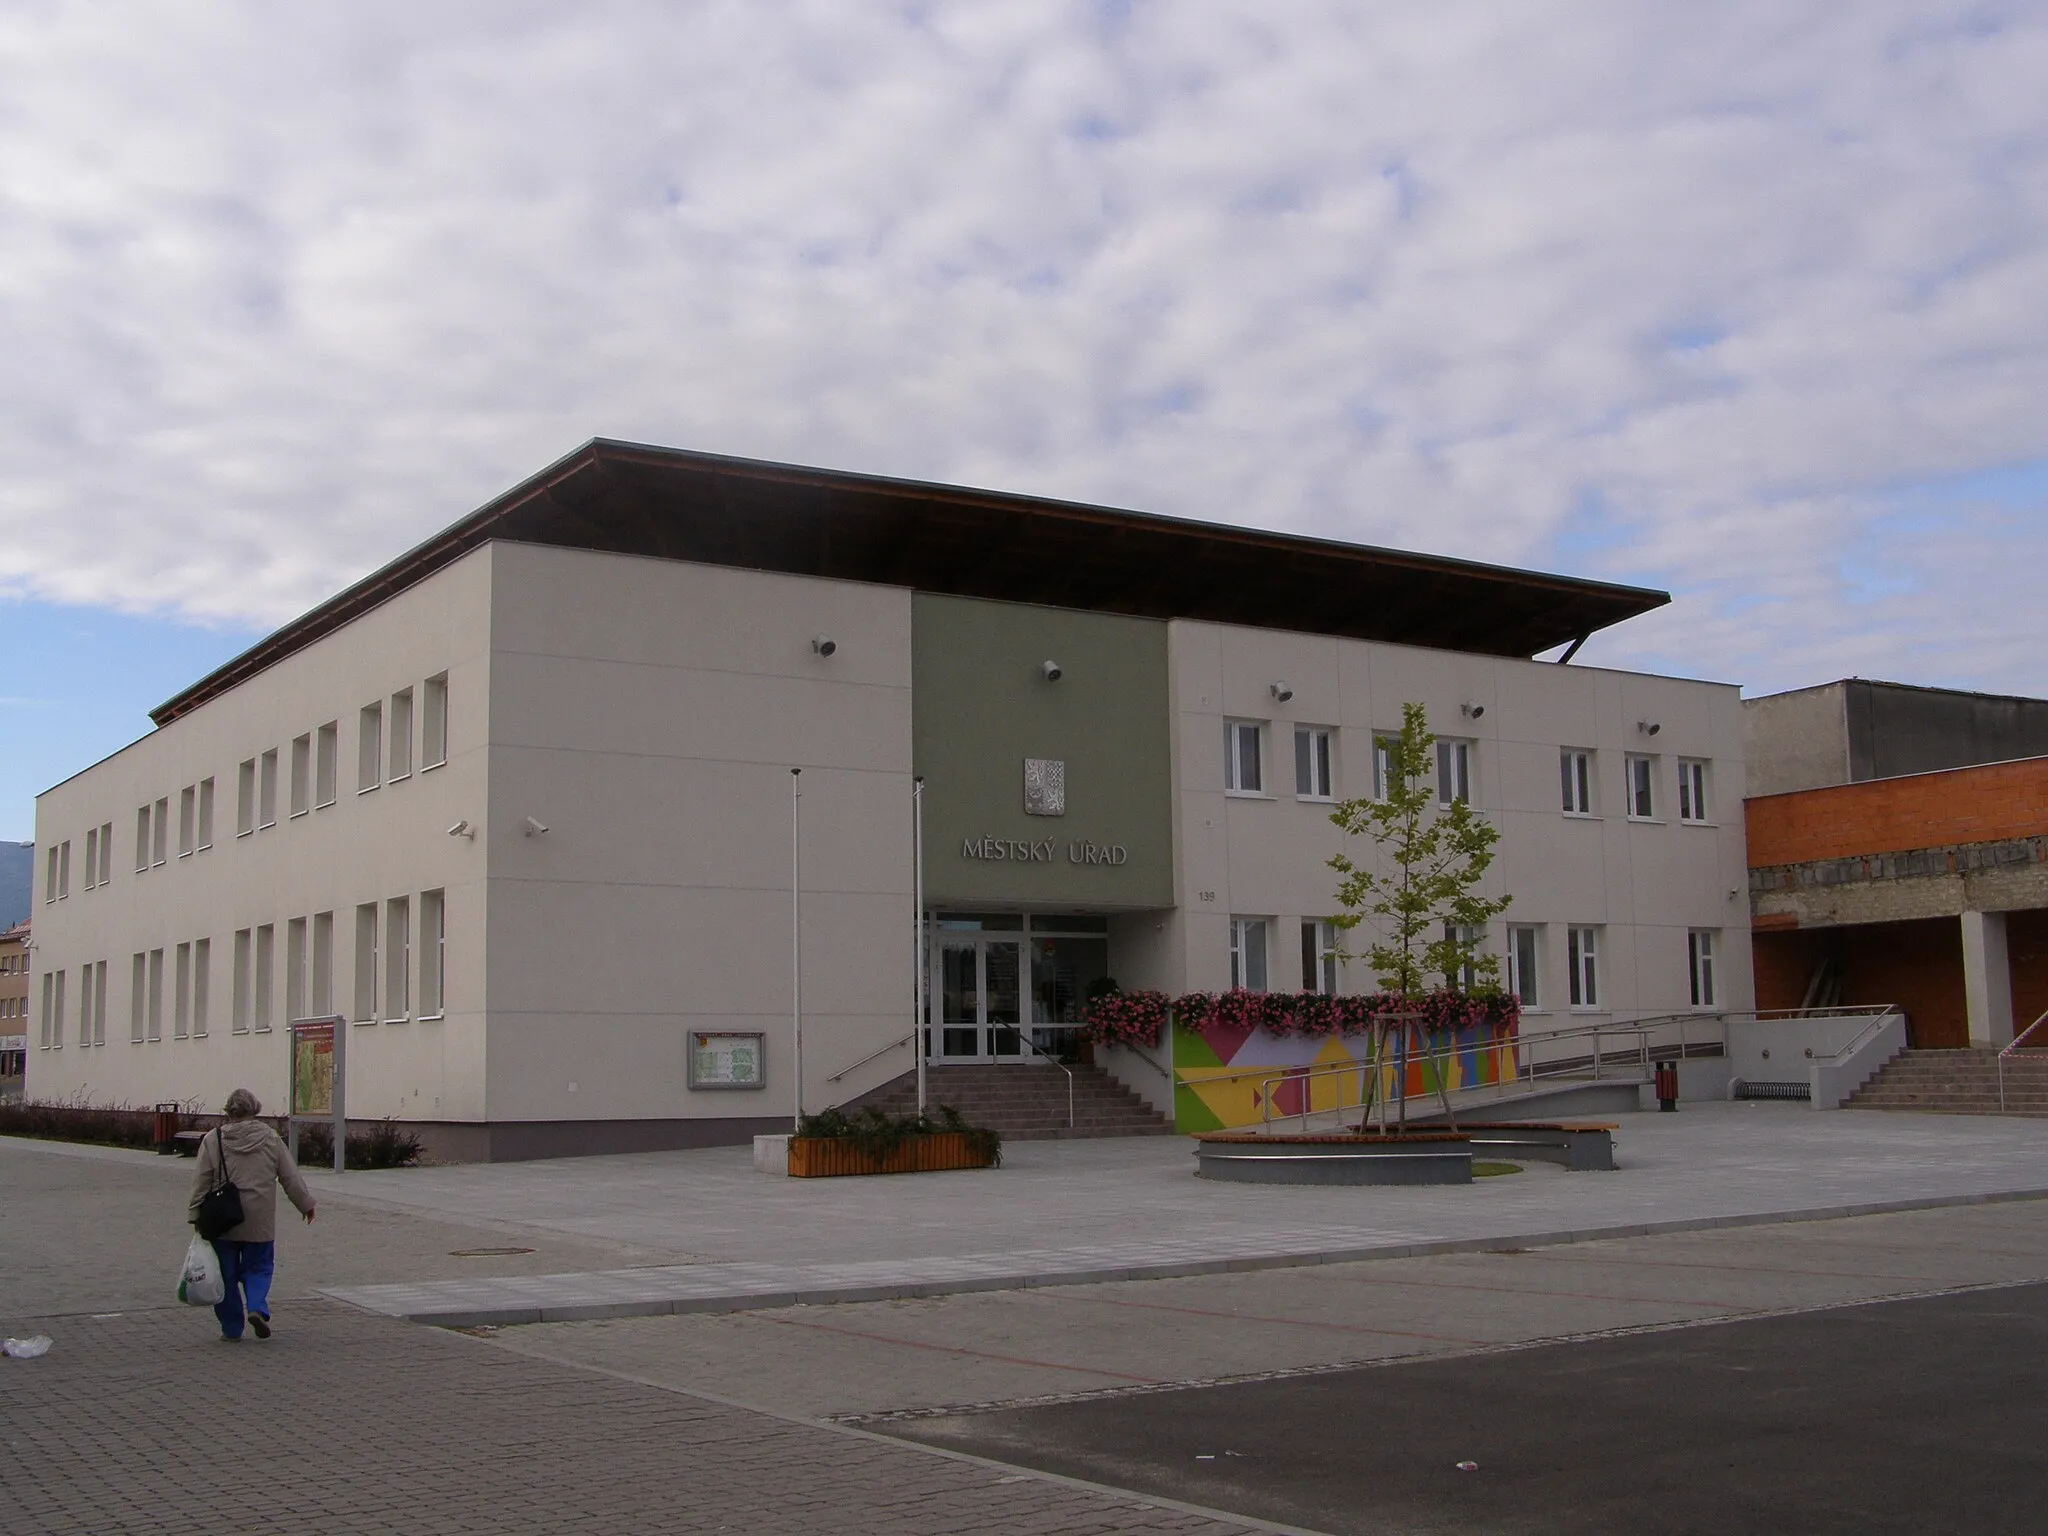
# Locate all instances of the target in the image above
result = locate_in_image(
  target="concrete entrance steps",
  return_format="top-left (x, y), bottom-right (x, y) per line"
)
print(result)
top-left (847, 1063), bottom-right (1174, 1140)
top-left (1847, 1049), bottom-right (2048, 1117)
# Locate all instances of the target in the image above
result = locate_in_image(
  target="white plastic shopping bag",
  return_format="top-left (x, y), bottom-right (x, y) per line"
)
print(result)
top-left (177, 1234), bottom-right (225, 1307)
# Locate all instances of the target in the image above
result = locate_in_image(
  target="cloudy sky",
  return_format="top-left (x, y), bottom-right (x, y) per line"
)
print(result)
top-left (3, 2), bottom-right (2045, 839)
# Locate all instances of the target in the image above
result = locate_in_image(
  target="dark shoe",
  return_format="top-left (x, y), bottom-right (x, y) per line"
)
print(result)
top-left (249, 1313), bottom-right (270, 1339)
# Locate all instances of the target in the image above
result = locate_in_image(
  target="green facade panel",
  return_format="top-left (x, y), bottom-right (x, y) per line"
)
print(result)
top-left (912, 593), bottom-right (1174, 910)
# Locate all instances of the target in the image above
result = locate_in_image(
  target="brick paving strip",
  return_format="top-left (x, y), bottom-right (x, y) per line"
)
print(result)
top-left (321, 1186), bottom-right (2048, 1326)
top-left (0, 1303), bottom-right (1305, 1536)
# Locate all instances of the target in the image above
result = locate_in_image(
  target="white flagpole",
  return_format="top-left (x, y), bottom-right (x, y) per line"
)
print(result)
top-left (791, 768), bottom-right (803, 1132)
top-left (913, 776), bottom-right (927, 1118)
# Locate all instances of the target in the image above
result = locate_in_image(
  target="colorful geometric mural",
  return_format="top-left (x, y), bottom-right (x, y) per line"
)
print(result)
top-left (1172, 1012), bottom-right (1519, 1133)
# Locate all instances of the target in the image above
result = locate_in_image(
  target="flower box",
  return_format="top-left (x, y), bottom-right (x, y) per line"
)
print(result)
top-left (786, 1131), bottom-right (998, 1178)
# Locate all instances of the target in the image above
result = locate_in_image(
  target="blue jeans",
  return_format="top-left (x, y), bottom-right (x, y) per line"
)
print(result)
top-left (209, 1240), bottom-right (275, 1339)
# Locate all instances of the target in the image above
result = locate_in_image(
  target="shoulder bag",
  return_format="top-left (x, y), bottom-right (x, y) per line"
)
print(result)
top-left (194, 1127), bottom-right (245, 1240)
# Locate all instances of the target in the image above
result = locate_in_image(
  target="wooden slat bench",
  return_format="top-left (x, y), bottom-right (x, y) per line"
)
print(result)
top-left (1456, 1121), bottom-right (1617, 1171)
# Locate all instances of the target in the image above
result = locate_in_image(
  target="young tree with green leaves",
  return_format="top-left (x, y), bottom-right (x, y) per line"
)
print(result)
top-left (1328, 701), bottom-right (1512, 1128)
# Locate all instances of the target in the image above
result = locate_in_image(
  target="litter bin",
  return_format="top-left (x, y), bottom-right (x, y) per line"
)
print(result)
top-left (1653, 1061), bottom-right (1679, 1113)
top-left (152, 1101), bottom-right (181, 1154)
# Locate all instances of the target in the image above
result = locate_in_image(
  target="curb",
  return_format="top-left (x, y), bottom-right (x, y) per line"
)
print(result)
top-left (321, 1184), bottom-right (2048, 1327)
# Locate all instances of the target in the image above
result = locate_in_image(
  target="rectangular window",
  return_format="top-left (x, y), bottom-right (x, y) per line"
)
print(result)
top-left (1371, 734), bottom-right (1397, 799)
top-left (178, 785), bottom-right (196, 856)
top-left (359, 703), bottom-right (383, 793)
top-left (290, 735), bottom-right (312, 817)
top-left (1224, 721), bottom-right (1263, 794)
top-left (53, 971), bottom-right (66, 1047)
top-left (1561, 750), bottom-right (1593, 815)
top-left (45, 844), bottom-right (59, 903)
top-left (286, 917), bottom-right (308, 1025)
top-left (75, 963), bottom-right (93, 1047)
top-left (1300, 918), bottom-right (1339, 994)
top-left (354, 903), bottom-right (379, 1020)
top-left (84, 826), bottom-right (99, 889)
top-left (196, 782), bottom-right (213, 850)
top-left (1689, 930), bottom-right (1719, 1008)
top-left (191, 940), bottom-right (209, 1038)
top-left (419, 889), bottom-right (446, 1017)
top-left (92, 959), bottom-right (108, 1045)
top-left (39, 973), bottom-right (55, 1049)
top-left (1229, 917), bottom-right (1270, 991)
top-left (237, 759), bottom-right (257, 836)
top-left (98, 821), bottom-right (113, 884)
top-left (136, 804), bottom-right (153, 871)
top-left (1294, 727), bottom-right (1334, 799)
top-left (1436, 740), bottom-right (1473, 806)
top-left (1568, 927), bottom-right (1600, 1009)
top-left (147, 948), bottom-right (165, 1041)
top-left (254, 925), bottom-right (275, 1031)
top-left (174, 943), bottom-right (191, 1039)
top-left (312, 911), bottom-right (335, 1015)
top-left (59, 839), bottom-right (70, 897)
top-left (1678, 759), bottom-right (1710, 823)
top-left (422, 673), bottom-right (449, 769)
top-left (258, 750), bottom-right (279, 829)
top-left (232, 930), bottom-right (251, 1034)
top-left (1441, 921), bottom-right (1478, 990)
top-left (315, 722), bottom-right (339, 807)
top-left (130, 954), bottom-right (146, 1043)
top-left (1507, 925), bottom-right (1541, 1008)
top-left (152, 798), bottom-right (169, 865)
top-left (385, 897), bottom-right (410, 1020)
top-left (389, 688), bottom-right (414, 781)
top-left (1625, 755), bottom-right (1656, 819)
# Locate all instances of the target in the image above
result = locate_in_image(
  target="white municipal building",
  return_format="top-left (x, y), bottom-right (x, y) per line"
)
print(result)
top-left (29, 442), bottom-right (1750, 1158)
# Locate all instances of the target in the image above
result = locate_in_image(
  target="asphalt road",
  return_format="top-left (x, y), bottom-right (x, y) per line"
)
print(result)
top-left (886, 1280), bottom-right (2048, 1536)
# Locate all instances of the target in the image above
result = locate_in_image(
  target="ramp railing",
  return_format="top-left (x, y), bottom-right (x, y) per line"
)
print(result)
top-left (1998, 1007), bottom-right (2048, 1113)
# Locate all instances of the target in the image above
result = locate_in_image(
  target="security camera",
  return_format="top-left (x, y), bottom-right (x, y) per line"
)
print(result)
top-left (1461, 702), bottom-right (1485, 719)
top-left (1270, 681), bottom-right (1293, 703)
top-left (445, 820), bottom-right (474, 840)
top-left (812, 634), bottom-right (837, 657)
top-left (523, 816), bottom-right (549, 836)
top-left (1042, 660), bottom-right (1063, 682)
top-left (1639, 720), bottom-right (1661, 736)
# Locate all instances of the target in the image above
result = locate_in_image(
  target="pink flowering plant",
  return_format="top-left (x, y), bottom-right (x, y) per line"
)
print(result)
top-left (1082, 986), bottom-right (1517, 1048)
top-left (1079, 988), bottom-right (1172, 1049)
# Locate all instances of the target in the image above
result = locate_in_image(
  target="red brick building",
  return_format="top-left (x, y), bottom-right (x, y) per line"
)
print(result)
top-left (1745, 688), bottom-right (2048, 1048)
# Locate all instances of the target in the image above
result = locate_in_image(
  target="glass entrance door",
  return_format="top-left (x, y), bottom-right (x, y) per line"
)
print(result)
top-left (933, 937), bottom-right (1023, 1062)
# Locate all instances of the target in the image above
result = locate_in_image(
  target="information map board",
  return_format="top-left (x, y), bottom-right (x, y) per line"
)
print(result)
top-left (287, 1015), bottom-right (347, 1173)
top-left (689, 1031), bottom-right (765, 1090)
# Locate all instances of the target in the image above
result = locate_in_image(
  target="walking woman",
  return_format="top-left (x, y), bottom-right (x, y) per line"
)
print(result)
top-left (187, 1089), bottom-right (317, 1340)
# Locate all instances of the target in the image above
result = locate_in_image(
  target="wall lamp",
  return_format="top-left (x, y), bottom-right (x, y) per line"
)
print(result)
top-left (446, 820), bottom-right (475, 840)
top-left (1042, 660), bottom-right (1063, 682)
top-left (1461, 701), bottom-right (1485, 719)
top-left (811, 634), bottom-right (837, 657)
top-left (1269, 681), bottom-right (1293, 703)
top-left (523, 816), bottom-right (549, 837)
top-left (1638, 720), bottom-right (1662, 736)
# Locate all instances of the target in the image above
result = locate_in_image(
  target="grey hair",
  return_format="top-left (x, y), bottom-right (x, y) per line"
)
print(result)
top-left (223, 1088), bottom-right (262, 1119)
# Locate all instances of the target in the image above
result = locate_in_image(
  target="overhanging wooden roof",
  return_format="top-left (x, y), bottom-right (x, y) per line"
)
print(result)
top-left (154, 440), bottom-right (1668, 724)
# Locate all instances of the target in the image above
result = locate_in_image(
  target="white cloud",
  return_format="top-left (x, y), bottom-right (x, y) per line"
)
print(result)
top-left (1, 0), bottom-right (2044, 694)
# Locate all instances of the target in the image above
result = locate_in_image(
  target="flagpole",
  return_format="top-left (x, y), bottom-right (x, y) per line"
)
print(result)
top-left (791, 768), bottom-right (803, 1132)
top-left (913, 776), bottom-right (927, 1118)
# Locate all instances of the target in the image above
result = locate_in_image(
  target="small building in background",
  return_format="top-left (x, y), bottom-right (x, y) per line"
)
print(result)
top-left (1, 919), bottom-right (28, 1099)
top-left (1745, 681), bottom-right (2048, 1049)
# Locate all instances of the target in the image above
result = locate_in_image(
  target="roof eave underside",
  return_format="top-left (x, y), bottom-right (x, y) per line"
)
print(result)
top-left (153, 441), bottom-right (1668, 725)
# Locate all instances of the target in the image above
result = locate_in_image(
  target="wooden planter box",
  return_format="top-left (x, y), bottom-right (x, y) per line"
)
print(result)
top-left (787, 1132), bottom-right (996, 1178)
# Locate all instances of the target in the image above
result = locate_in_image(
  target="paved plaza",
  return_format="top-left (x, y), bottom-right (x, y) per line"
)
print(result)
top-left (311, 1102), bottom-right (2048, 1323)
top-left (7, 1106), bottom-right (2048, 1533)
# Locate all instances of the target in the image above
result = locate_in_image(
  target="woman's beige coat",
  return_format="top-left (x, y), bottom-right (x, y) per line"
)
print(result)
top-left (186, 1119), bottom-right (316, 1243)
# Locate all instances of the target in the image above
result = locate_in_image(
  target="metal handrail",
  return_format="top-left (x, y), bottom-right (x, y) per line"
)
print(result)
top-left (824, 1030), bottom-right (914, 1084)
top-left (1997, 1007), bottom-right (2048, 1113)
top-left (1810, 1005), bottom-right (1906, 1064)
top-left (1016, 1034), bottom-right (1075, 1128)
top-left (1251, 1005), bottom-right (1905, 1131)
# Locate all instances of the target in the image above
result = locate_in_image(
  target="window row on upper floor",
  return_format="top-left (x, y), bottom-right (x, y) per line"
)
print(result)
top-left (1221, 719), bottom-right (1717, 824)
top-left (47, 673), bottom-right (449, 901)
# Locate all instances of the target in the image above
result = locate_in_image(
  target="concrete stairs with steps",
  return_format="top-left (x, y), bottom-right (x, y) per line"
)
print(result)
top-left (1846, 1049), bottom-right (2048, 1117)
top-left (845, 1063), bottom-right (1175, 1141)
